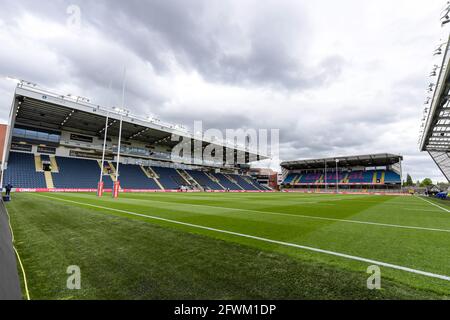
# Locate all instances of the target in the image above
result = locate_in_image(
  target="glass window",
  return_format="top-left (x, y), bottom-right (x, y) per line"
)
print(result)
top-left (48, 134), bottom-right (60, 142)
top-left (37, 131), bottom-right (48, 140)
top-left (12, 128), bottom-right (26, 137)
top-left (25, 129), bottom-right (38, 139)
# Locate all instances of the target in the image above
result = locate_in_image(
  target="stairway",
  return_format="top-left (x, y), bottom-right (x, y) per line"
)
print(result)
top-left (34, 154), bottom-right (43, 172)
top-left (49, 155), bottom-right (59, 173)
top-left (176, 169), bottom-right (196, 188)
top-left (206, 172), bottom-right (225, 190)
top-left (380, 171), bottom-right (385, 184)
top-left (44, 171), bottom-right (54, 188)
top-left (97, 160), bottom-right (117, 182)
top-left (142, 166), bottom-right (164, 190)
top-left (372, 171), bottom-right (378, 184)
top-left (107, 161), bottom-right (117, 182)
top-left (243, 176), bottom-right (262, 190)
top-left (182, 170), bottom-right (204, 191)
top-left (341, 173), bottom-right (349, 184)
top-left (225, 174), bottom-right (244, 190)
top-left (316, 174), bottom-right (324, 183)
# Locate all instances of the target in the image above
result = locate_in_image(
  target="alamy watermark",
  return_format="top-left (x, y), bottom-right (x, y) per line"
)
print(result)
top-left (66, 265), bottom-right (81, 290)
top-left (366, 265), bottom-right (381, 290)
top-left (170, 121), bottom-right (280, 165)
top-left (66, 4), bottom-right (82, 30)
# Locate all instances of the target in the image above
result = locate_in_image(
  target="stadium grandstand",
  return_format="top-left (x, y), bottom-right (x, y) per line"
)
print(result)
top-left (0, 83), bottom-right (270, 193)
top-left (280, 153), bottom-right (402, 192)
top-left (419, 35), bottom-right (450, 181)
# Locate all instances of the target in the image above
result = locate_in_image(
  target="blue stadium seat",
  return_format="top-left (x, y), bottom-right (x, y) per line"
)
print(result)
top-left (186, 170), bottom-right (223, 190)
top-left (52, 156), bottom-right (113, 189)
top-left (118, 164), bottom-right (160, 189)
top-left (283, 173), bottom-right (297, 184)
top-left (151, 166), bottom-right (184, 189)
top-left (3, 152), bottom-right (46, 188)
top-left (384, 170), bottom-right (401, 183)
top-left (211, 173), bottom-right (241, 190)
top-left (229, 174), bottom-right (258, 190)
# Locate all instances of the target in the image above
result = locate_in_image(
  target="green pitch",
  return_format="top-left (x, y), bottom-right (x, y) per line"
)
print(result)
top-left (5, 192), bottom-right (450, 299)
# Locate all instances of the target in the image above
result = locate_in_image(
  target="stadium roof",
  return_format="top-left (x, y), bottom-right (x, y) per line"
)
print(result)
top-left (6, 83), bottom-right (266, 163)
top-left (280, 153), bottom-right (403, 170)
top-left (419, 35), bottom-right (450, 180)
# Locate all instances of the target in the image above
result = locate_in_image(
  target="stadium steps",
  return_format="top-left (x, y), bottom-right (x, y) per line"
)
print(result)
top-left (185, 170), bottom-right (221, 190)
top-left (34, 155), bottom-right (43, 172)
top-left (107, 161), bottom-right (117, 182)
top-left (224, 174), bottom-right (244, 190)
top-left (293, 175), bottom-right (301, 184)
top-left (176, 169), bottom-right (196, 188)
top-left (341, 173), bottom-right (349, 183)
top-left (44, 171), bottom-right (54, 188)
top-left (49, 155), bottom-right (59, 173)
top-left (142, 166), bottom-right (164, 190)
top-left (181, 170), bottom-right (204, 191)
top-left (317, 174), bottom-right (324, 183)
top-left (380, 171), bottom-right (385, 184)
top-left (372, 171), bottom-right (377, 184)
top-left (97, 160), bottom-right (113, 181)
top-left (243, 176), bottom-right (263, 190)
top-left (140, 165), bottom-right (164, 189)
top-left (212, 173), bottom-right (241, 190)
top-left (205, 172), bottom-right (225, 190)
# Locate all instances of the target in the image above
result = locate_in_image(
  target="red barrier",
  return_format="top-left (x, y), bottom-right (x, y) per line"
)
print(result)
top-left (12, 188), bottom-right (273, 193)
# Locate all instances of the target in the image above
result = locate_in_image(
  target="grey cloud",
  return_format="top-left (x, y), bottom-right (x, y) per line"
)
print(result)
top-left (0, 0), bottom-right (446, 182)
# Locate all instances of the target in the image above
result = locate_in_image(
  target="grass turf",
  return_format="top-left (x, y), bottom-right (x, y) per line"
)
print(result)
top-left (5, 192), bottom-right (450, 299)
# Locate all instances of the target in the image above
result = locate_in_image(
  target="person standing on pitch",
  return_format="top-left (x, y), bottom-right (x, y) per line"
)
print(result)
top-left (5, 183), bottom-right (12, 198)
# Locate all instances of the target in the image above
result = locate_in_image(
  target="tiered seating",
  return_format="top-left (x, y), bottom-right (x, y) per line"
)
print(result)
top-left (324, 172), bottom-right (345, 182)
top-left (229, 174), bottom-right (258, 190)
top-left (3, 152), bottom-right (46, 188)
top-left (247, 176), bottom-right (265, 190)
top-left (211, 173), bottom-right (241, 190)
top-left (118, 164), bottom-right (160, 189)
top-left (283, 170), bottom-right (401, 185)
top-left (384, 170), bottom-right (401, 183)
top-left (186, 170), bottom-right (223, 190)
top-left (4, 152), bottom-right (275, 191)
top-left (345, 171), bottom-right (374, 183)
top-left (151, 166), bottom-right (184, 189)
top-left (283, 173), bottom-right (297, 184)
top-left (299, 173), bottom-right (322, 183)
top-left (53, 156), bottom-right (113, 188)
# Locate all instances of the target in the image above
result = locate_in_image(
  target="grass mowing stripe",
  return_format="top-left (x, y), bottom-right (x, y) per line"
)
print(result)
top-left (120, 196), bottom-right (450, 234)
top-left (36, 194), bottom-right (450, 283)
top-left (416, 196), bottom-right (450, 213)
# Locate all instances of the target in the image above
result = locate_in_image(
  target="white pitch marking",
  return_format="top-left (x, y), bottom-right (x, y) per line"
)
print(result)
top-left (36, 194), bottom-right (450, 282)
top-left (416, 196), bottom-right (450, 213)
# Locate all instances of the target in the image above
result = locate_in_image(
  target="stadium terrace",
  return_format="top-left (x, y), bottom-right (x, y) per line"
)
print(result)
top-left (0, 83), bottom-right (271, 194)
top-left (280, 154), bottom-right (402, 193)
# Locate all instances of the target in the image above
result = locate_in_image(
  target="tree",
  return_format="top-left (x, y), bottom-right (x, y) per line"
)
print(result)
top-left (403, 174), bottom-right (413, 187)
top-left (420, 178), bottom-right (433, 187)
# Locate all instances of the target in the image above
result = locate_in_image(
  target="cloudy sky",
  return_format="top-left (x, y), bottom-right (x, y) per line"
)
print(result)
top-left (0, 0), bottom-right (448, 182)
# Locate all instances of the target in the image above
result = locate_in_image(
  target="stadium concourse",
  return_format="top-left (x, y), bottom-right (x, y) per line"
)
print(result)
top-left (280, 154), bottom-right (403, 193)
top-left (0, 83), bottom-right (271, 194)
